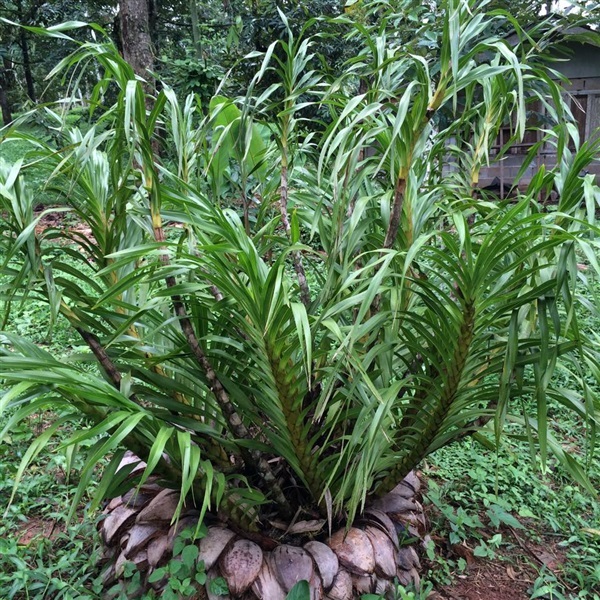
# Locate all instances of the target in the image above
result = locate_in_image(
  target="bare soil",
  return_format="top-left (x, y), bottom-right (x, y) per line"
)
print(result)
top-left (435, 561), bottom-right (534, 600)
top-left (17, 516), bottom-right (63, 545)
top-left (429, 527), bottom-right (571, 599)
top-left (34, 208), bottom-right (94, 242)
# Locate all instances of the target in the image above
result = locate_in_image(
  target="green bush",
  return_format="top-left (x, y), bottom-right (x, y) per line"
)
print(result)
top-left (0, 0), bottom-right (598, 542)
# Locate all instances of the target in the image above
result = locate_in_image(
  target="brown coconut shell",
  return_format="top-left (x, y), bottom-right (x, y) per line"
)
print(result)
top-left (364, 525), bottom-right (397, 579)
top-left (101, 505), bottom-right (137, 545)
top-left (328, 528), bottom-right (375, 576)
top-left (304, 540), bottom-right (339, 590)
top-left (147, 533), bottom-right (170, 568)
top-left (198, 526), bottom-right (237, 571)
top-left (219, 539), bottom-right (263, 596)
top-left (136, 489), bottom-right (180, 524)
top-left (325, 569), bottom-right (353, 600)
top-left (251, 557), bottom-right (286, 600)
top-left (271, 545), bottom-right (314, 593)
top-left (361, 509), bottom-right (399, 550)
top-left (123, 524), bottom-right (161, 558)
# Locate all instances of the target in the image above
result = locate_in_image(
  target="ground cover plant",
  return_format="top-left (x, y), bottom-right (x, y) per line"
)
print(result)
top-left (0, 412), bottom-right (104, 600)
top-left (424, 434), bottom-right (600, 598)
top-left (1, 0), bottom-right (600, 598)
top-left (1, 386), bottom-right (598, 599)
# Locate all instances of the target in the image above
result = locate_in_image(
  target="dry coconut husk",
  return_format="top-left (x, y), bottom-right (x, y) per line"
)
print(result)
top-left (98, 452), bottom-right (426, 599)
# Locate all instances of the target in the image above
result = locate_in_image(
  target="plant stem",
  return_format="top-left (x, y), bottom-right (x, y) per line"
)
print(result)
top-left (383, 176), bottom-right (407, 249)
top-left (376, 298), bottom-right (476, 495)
top-left (280, 151), bottom-right (310, 307)
top-left (75, 327), bottom-right (124, 387)
top-left (152, 222), bottom-right (293, 518)
top-left (266, 340), bottom-right (323, 511)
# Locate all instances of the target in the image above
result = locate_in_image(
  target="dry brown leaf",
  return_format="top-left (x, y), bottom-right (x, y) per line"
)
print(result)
top-left (288, 519), bottom-right (326, 535)
top-left (451, 542), bottom-right (475, 566)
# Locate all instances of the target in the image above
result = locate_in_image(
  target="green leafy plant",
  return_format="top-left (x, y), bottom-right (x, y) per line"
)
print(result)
top-left (107, 528), bottom-right (209, 600)
top-left (0, 411), bottom-right (103, 600)
top-left (361, 579), bottom-right (435, 600)
top-left (1, 0), bottom-right (599, 596)
top-left (472, 534), bottom-right (502, 560)
top-left (423, 407), bottom-right (600, 594)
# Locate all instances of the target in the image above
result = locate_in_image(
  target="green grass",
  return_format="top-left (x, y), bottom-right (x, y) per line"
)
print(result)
top-left (0, 109), bottom-right (88, 207)
top-left (0, 411), bottom-right (104, 600)
top-left (0, 123), bottom-right (53, 205)
top-left (0, 301), bottom-right (103, 599)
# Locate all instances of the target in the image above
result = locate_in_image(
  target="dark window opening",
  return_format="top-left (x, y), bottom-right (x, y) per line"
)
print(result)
top-left (492, 100), bottom-right (541, 156)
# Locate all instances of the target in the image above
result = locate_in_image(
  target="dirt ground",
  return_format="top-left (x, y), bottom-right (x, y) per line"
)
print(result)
top-left (429, 528), bottom-right (571, 600)
top-left (17, 516), bottom-right (63, 545)
top-left (34, 208), bottom-right (94, 241)
top-left (434, 559), bottom-right (536, 599)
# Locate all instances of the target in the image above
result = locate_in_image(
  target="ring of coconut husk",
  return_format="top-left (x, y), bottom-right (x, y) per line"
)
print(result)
top-left (98, 452), bottom-right (425, 600)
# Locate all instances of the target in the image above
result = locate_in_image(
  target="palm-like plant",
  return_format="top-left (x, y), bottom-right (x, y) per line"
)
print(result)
top-left (1, 1), bottom-right (599, 597)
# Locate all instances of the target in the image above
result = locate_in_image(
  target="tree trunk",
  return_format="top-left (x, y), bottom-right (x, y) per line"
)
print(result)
top-left (119, 0), bottom-right (160, 152)
top-left (119, 0), bottom-right (154, 89)
top-left (190, 0), bottom-right (202, 60)
top-left (0, 57), bottom-right (13, 125)
top-left (16, 0), bottom-right (35, 102)
top-left (148, 0), bottom-right (159, 56)
top-left (189, 0), bottom-right (202, 60)
top-left (0, 85), bottom-right (12, 126)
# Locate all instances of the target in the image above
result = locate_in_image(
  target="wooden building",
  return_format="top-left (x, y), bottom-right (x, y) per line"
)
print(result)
top-left (474, 29), bottom-right (600, 194)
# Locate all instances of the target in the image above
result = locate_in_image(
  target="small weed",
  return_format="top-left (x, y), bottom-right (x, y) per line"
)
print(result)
top-left (0, 509), bottom-right (103, 599)
top-left (361, 579), bottom-right (435, 600)
top-left (472, 534), bottom-right (503, 560)
top-left (106, 526), bottom-right (211, 600)
top-left (0, 408), bottom-right (105, 600)
top-left (424, 423), bottom-right (600, 596)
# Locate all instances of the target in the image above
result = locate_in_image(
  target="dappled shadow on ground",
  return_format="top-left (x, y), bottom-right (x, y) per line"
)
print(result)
top-left (34, 208), bottom-right (94, 243)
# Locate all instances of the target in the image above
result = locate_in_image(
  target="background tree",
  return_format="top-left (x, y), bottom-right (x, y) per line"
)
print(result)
top-left (0, 53), bottom-right (15, 124)
top-left (2, 0), bottom-right (597, 125)
top-left (0, 0), bottom-right (117, 122)
top-left (119, 0), bottom-right (153, 84)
